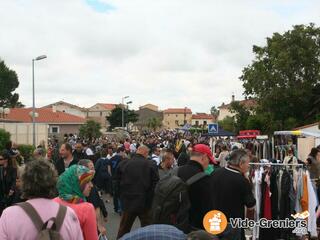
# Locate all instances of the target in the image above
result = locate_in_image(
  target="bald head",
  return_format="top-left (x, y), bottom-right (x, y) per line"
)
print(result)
top-left (136, 145), bottom-right (150, 158)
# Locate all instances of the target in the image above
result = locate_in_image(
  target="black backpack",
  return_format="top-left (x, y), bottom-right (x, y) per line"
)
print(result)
top-left (151, 168), bottom-right (207, 233)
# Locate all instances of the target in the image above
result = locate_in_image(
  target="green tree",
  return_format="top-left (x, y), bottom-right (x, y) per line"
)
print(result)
top-left (218, 116), bottom-right (235, 133)
top-left (210, 106), bottom-right (219, 118)
top-left (0, 129), bottom-right (10, 150)
top-left (146, 117), bottom-right (162, 131)
top-left (229, 101), bottom-right (252, 133)
top-left (79, 120), bottom-right (102, 140)
top-left (240, 24), bottom-right (320, 131)
top-left (0, 60), bottom-right (24, 107)
top-left (107, 106), bottom-right (139, 130)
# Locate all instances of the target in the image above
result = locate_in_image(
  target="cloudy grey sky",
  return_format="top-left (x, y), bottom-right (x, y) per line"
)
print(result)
top-left (1, 0), bottom-right (319, 112)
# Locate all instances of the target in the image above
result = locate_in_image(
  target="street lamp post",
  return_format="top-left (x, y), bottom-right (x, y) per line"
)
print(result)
top-left (126, 101), bottom-right (133, 131)
top-left (121, 96), bottom-right (129, 129)
top-left (32, 55), bottom-right (47, 147)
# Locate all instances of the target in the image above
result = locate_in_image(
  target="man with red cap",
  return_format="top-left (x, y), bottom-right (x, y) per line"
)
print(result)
top-left (177, 144), bottom-right (216, 230)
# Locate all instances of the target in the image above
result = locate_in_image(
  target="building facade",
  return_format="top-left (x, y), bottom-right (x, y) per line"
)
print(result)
top-left (191, 113), bottom-right (214, 127)
top-left (218, 95), bottom-right (256, 121)
top-left (163, 108), bottom-right (192, 129)
top-left (42, 101), bottom-right (87, 118)
top-left (5, 108), bottom-right (85, 142)
top-left (135, 104), bottom-right (163, 131)
top-left (86, 103), bottom-right (116, 130)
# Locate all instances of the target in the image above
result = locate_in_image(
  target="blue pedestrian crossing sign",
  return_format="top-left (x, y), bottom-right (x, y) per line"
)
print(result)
top-left (208, 123), bottom-right (219, 134)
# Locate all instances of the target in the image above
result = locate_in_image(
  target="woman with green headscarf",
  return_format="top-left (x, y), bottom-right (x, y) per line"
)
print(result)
top-left (53, 164), bottom-right (98, 240)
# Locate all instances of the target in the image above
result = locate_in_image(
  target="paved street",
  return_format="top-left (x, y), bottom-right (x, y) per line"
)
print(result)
top-left (103, 195), bottom-right (140, 240)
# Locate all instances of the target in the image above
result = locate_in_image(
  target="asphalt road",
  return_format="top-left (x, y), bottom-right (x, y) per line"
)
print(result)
top-left (103, 195), bottom-right (140, 240)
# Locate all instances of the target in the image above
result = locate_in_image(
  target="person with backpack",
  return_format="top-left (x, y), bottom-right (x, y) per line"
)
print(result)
top-left (0, 160), bottom-right (83, 240)
top-left (109, 146), bottom-right (126, 214)
top-left (94, 148), bottom-right (111, 195)
top-left (152, 144), bottom-right (215, 233)
top-left (54, 164), bottom-right (98, 240)
top-left (158, 149), bottom-right (175, 179)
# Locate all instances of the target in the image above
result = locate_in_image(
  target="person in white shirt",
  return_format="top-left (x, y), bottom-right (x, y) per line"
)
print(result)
top-left (151, 147), bottom-right (161, 165)
top-left (106, 146), bottom-right (115, 160)
top-left (130, 140), bottom-right (137, 153)
top-left (283, 149), bottom-right (298, 165)
top-left (82, 142), bottom-right (94, 156)
top-left (217, 145), bottom-right (229, 168)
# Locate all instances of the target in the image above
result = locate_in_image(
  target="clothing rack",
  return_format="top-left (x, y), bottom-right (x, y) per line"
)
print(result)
top-left (249, 162), bottom-right (304, 167)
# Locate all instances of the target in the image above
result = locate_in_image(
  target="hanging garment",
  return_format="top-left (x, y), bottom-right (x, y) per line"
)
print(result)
top-left (280, 170), bottom-right (293, 219)
top-left (259, 176), bottom-right (277, 240)
top-left (252, 168), bottom-right (262, 240)
top-left (263, 184), bottom-right (272, 220)
top-left (270, 169), bottom-right (279, 219)
top-left (295, 169), bottom-right (304, 213)
top-left (307, 171), bottom-right (318, 238)
top-left (301, 173), bottom-right (309, 212)
top-left (277, 169), bottom-right (283, 212)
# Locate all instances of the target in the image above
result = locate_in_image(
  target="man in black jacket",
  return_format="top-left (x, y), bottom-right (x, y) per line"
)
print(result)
top-left (72, 142), bottom-right (87, 163)
top-left (116, 145), bottom-right (159, 239)
top-left (177, 144), bottom-right (216, 231)
top-left (210, 149), bottom-right (256, 240)
top-left (55, 143), bottom-right (78, 175)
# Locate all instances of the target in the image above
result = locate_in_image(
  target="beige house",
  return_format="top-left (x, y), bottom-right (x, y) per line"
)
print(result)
top-left (4, 108), bottom-right (85, 142)
top-left (163, 108), bottom-right (192, 129)
top-left (42, 101), bottom-right (87, 118)
top-left (192, 113), bottom-right (214, 127)
top-left (218, 95), bottom-right (256, 121)
top-left (139, 103), bottom-right (159, 112)
top-left (86, 103), bottom-right (117, 130)
top-left (135, 104), bottom-right (163, 131)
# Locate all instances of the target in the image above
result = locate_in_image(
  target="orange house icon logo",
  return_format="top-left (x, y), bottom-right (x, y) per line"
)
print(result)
top-left (203, 210), bottom-right (228, 235)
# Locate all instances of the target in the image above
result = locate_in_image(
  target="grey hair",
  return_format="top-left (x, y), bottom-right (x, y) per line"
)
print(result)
top-left (21, 160), bottom-right (58, 199)
top-left (160, 149), bottom-right (174, 162)
top-left (228, 149), bottom-right (249, 166)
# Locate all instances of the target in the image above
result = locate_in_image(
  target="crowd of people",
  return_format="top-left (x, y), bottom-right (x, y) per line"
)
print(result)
top-left (0, 130), bottom-right (320, 239)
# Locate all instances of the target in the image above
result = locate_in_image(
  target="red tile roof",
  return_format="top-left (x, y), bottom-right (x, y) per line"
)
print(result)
top-left (6, 108), bottom-right (86, 124)
top-left (97, 103), bottom-right (117, 110)
top-left (218, 99), bottom-right (257, 109)
top-left (163, 108), bottom-right (192, 114)
top-left (192, 113), bottom-right (214, 120)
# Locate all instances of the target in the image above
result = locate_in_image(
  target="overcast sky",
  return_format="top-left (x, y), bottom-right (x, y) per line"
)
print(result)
top-left (1, 0), bottom-right (319, 112)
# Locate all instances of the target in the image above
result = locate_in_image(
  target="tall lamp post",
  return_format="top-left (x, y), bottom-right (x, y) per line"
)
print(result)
top-left (32, 55), bottom-right (47, 146)
top-left (121, 96), bottom-right (129, 129)
top-left (126, 101), bottom-right (133, 131)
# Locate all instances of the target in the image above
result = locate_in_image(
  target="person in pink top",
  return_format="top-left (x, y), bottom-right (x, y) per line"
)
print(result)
top-left (0, 160), bottom-right (83, 240)
top-left (54, 164), bottom-right (98, 240)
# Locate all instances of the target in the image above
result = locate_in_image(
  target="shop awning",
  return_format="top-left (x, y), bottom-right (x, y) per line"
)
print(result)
top-left (274, 130), bottom-right (320, 138)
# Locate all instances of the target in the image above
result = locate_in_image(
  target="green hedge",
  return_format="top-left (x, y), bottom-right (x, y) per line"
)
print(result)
top-left (0, 129), bottom-right (10, 151)
top-left (17, 144), bottom-right (35, 163)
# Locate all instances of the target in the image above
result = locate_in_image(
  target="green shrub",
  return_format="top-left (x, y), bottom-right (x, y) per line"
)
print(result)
top-left (18, 144), bottom-right (35, 163)
top-left (0, 129), bottom-right (10, 151)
